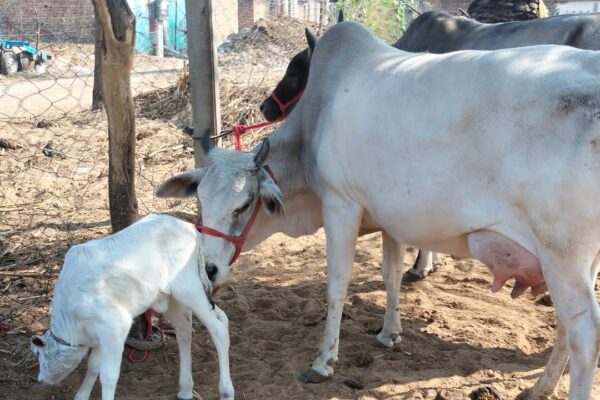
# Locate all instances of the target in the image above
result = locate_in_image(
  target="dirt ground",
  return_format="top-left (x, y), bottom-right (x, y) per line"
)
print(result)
top-left (1, 16), bottom-right (600, 400)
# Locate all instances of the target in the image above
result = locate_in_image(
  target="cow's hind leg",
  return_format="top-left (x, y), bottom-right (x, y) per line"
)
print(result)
top-left (374, 232), bottom-right (405, 348)
top-left (518, 320), bottom-right (568, 400)
top-left (523, 252), bottom-right (600, 399)
top-left (163, 298), bottom-right (194, 400)
top-left (538, 252), bottom-right (600, 400)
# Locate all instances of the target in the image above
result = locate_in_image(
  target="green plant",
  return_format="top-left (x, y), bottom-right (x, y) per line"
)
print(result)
top-left (336, 0), bottom-right (410, 43)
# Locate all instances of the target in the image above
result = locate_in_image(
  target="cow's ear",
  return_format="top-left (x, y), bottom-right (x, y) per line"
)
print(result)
top-left (253, 139), bottom-right (270, 168)
top-left (305, 28), bottom-right (317, 55)
top-left (156, 169), bottom-right (205, 198)
top-left (258, 170), bottom-right (284, 215)
top-left (31, 335), bottom-right (47, 348)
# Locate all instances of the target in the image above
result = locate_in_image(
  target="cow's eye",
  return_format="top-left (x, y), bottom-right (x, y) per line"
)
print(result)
top-left (286, 70), bottom-right (297, 79)
top-left (233, 201), bottom-right (251, 216)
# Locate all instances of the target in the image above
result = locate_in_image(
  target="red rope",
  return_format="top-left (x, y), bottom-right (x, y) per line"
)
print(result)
top-left (232, 120), bottom-right (275, 151)
top-left (127, 309), bottom-right (154, 363)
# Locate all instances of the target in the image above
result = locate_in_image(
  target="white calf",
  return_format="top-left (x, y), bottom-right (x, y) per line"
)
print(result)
top-left (30, 214), bottom-right (234, 400)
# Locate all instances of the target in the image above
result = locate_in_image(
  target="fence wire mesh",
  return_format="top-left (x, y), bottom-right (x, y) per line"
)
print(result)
top-left (0, 1), bottom-right (334, 390)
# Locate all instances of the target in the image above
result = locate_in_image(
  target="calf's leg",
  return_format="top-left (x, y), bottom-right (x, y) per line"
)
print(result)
top-left (186, 297), bottom-right (233, 400)
top-left (98, 336), bottom-right (127, 400)
top-left (163, 298), bottom-right (194, 400)
top-left (375, 232), bottom-right (406, 348)
top-left (75, 348), bottom-right (101, 400)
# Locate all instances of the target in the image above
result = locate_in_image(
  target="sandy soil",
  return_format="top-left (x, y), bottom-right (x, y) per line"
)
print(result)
top-left (1, 16), bottom-right (599, 400)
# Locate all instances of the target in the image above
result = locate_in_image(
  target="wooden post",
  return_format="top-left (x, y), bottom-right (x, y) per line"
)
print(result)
top-left (155, 0), bottom-right (167, 57)
top-left (93, 0), bottom-right (139, 232)
top-left (92, 7), bottom-right (103, 111)
top-left (185, 0), bottom-right (220, 166)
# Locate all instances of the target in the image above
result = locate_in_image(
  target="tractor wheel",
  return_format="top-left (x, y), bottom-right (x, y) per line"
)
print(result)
top-left (1, 51), bottom-right (18, 75)
top-left (18, 51), bottom-right (34, 71)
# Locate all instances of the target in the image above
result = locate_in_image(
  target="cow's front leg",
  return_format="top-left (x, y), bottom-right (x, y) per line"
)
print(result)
top-left (299, 199), bottom-right (362, 383)
top-left (374, 232), bottom-right (406, 348)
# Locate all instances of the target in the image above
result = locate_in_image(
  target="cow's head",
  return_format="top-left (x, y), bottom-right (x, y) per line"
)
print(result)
top-left (31, 332), bottom-right (87, 385)
top-left (260, 29), bottom-right (316, 122)
top-left (156, 139), bottom-right (284, 287)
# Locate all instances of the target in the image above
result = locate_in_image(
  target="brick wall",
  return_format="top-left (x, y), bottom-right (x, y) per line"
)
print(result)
top-left (0, 0), bottom-right (95, 42)
top-left (238, 0), bottom-right (256, 30)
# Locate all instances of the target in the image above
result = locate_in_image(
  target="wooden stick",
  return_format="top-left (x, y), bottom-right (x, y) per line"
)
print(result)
top-left (0, 270), bottom-right (52, 277)
top-left (146, 144), bottom-right (184, 159)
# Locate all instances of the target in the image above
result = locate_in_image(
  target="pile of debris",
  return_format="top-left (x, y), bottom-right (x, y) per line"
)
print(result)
top-left (134, 16), bottom-right (323, 148)
top-left (219, 16), bottom-right (320, 65)
top-left (467, 0), bottom-right (548, 23)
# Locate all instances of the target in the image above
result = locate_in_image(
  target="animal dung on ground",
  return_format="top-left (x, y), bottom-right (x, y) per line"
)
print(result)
top-left (469, 386), bottom-right (504, 400)
top-left (343, 377), bottom-right (364, 389)
top-left (352, 351), bottom-right (374, 368)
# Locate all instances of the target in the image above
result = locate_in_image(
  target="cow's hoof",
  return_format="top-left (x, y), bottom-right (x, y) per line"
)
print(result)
top-left (402, 270), bottom-right (427, 284)
top-left (515, 387), bottom-right (554, 400)
top-left (298, 368), bottom-right (331, 383)
top-left (373, 332), bottom-right (401, 348)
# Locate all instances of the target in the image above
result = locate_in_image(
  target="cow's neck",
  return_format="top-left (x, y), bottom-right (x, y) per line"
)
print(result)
top-left (244, 116), bottom-right (323, 248)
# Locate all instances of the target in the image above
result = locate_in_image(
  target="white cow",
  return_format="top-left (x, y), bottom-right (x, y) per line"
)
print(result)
top-left (157, 22), bottom-right (600, 399)
top-left (30, 214), bottom-right (234, 400)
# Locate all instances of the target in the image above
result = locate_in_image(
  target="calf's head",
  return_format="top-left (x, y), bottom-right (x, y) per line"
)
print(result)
top-left (31, 332), bottom-right (87, 385)
top-left (156, 140), bottom-right (284, 286)
top-left (259, 29), bottom-right (316, 121)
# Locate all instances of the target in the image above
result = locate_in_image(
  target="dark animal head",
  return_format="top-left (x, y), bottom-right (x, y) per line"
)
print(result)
top-left (260, 29), bottom-right (316, 122)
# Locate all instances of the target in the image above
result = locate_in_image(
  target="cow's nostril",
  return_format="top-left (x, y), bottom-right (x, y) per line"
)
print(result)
top-left (205, 264), bottom-right (218, 282)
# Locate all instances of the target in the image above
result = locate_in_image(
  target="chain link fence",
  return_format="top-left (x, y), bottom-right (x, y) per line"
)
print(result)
top-left (0, 1), bottom-right (336, 390)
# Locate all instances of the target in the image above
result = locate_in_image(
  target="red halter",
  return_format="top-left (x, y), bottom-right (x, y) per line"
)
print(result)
top-left (270, 89), bottom-right (304, 119)
top-left (226, 90), bottom-right (304, 151)
top-left (194, 166), bottom-right (278, 266)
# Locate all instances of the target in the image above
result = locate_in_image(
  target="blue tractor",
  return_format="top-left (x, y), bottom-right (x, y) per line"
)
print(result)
top-left (0, 40), bottom-right (52, 76)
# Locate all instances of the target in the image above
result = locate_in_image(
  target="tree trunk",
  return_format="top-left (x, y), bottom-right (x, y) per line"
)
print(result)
top-left (91, 7), bottom-right (103, 111)
top-left (93, 0), bottom-right (138, 233)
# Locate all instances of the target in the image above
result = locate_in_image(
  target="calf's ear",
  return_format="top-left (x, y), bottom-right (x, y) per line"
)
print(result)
top-left (156, 168), bottom-right (206, 198)
top-left (305, 28), bottom-right (317, 55)
top-left (31, 335), bottom-right (47, 348)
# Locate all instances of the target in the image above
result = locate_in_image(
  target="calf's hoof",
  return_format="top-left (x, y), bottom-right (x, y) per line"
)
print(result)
top-left (298, 368), bottom-right (331, 383)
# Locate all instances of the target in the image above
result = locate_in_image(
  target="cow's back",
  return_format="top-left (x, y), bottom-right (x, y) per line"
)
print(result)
top-left (394, 12), bottom-right (600, 53)
top-left (53, 214), bottom-right (199, 317)
top-left (300, 27), bottom-right (600, 248)
top-left (461, 13), bottom-right (600, 51)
